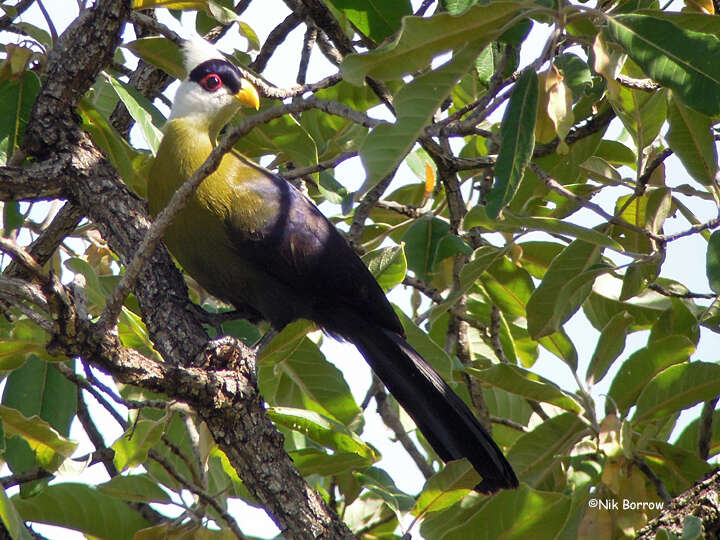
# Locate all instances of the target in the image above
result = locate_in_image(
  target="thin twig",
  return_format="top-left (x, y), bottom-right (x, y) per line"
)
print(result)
top-left (415, 0), bottom-right (436, 16)
top-left (347, 171), bottom-right (397, 248)
top-left (374, 382), bottom-right (435, 479)
top-left (616, 74), bottom-right (660, 92)
top-left (35, 0), bottom-right (58, 42)
top-left (490, 416), bottom-right (527, 432)
top-left (149, 450), bottom-right (246, 539)
top-left (698, 397), bottom-right (719, 460)
top-left (489, 305), bottom-right (507, 364)
top-left (76, 386), bottom-right (119, 477)
top-left (660, 215), bottom-right (720, 242)
top-left (129, 11), bottom-right (182, 43)
top-left (0, 236), bottom-right (48, 283)
top-left (250, 12), bottom-right (301, 73)
top-left (0, 0), bottom-right (34, 31)
top-left (297, 26), bottom-right (317, 85)
top-left (3, 202), bottom-right (83, 280)
top-left (529, 162), bottom-right (662, 242)
top-left (375, 200), bottom-right (425, 219)
top-left (634, 455), bottom-right (671, 503)
top-left (647, 283), bottom-right (716, 300)
top-left (281, 150), bottom-right (356, 180)
top-left (56, 363), bottom-right (128, 428)
top-left (636, 148), bottom-right (672, 196)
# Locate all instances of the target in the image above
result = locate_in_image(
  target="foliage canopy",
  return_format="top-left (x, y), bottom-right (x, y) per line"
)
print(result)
top-left (0, 0), bottom-right (719, 538)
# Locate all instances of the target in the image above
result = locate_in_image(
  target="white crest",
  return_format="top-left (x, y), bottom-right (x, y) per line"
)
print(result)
top-left (182, 35), bottom-right (224, 74)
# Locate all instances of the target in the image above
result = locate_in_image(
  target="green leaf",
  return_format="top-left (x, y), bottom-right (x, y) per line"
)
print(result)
top-left (480, 256), bottom-right (534, 320)
top-left (666, 92), bottom-right (718, 186)
top-left (606, 335), bottom-right (695, 416)
top-left (517, 241), bottom-right (564, 279)
top-left (362, 244), bottom-right (407, 291)
top-left (537, 329), bottom-right (579, 370)
top-left (78, 100), bottom-right (149, 196)
top-left (0, 486), bottom-right (34, 540)
top-left (232, 101), bottom-right (318, 167)
top-left (595, 140), bottom-right (637, 167)
top-left (413, 460), bottom-right (481, 516)
top-left (360, 42), bottom-right (485, 188)
top-left (586, 311), bottom-right (634, 384)
top-left (421, 483), bottom-right (571, 539)
top-left (355, 468), bottom-right (415, 515)
top-left (341, 2), bottom-right (523, 85)
top-left (104, 73), bottom-right (164, 154)
top-left (3, 201), bottom-right (23, 235)
top-left (507, 413), bottom-right (586, 488)
top-left (0, 405), bottom-right (77, 471)
top-left (112, 416), bottom-right (166, 472)
top-left (675, 410), bottom-right (720, 457)
top-left (526, 239), bottom-right (605, 340)
top-left (554, 53), bottom-right (592, 99)
top-left (649, 298), bottom-right (700, 346)
top-left (485, 70), bottom-right (538, 219)
top-left (679, 516), bottom-right (704, 540)
top-left (606, 15), bottom-right (720, 115)
top-left (289, 448), bottom-right (373, 476)
top-left (98, 474), bottom-right (172, 503)
top-left (620, 258), bottom-right (661, 301)
top-left (123, 37), bottom-right (185, 79)
top-left (442, 0), bottom-right (478, 15)
top-left (0, 340), bottom-right (48, 371)
top-left (2, 356), bottom-right (77, 484)
top-left (395, 308), bottom-right (456, 382)
top-left (12, 483), bottom-right (150, 540)
top-left (584, 275), bottom-right (674, 332)
top-left (402, 215), bottom-right (452, 282)
top-left (258, 334), bottom-right (362, 427)
top-left (429, 245), bottom-right (505, 322)
top-left (326, 0), bottom-right (412, 42)
top-left (267, 407), bottom-right (379, 461)
top-left (482, 213), bottom-right (624, 251)
top-left (707, 230), bottom-right (720, 293)
top-left (0, 71), bottom-right (40, 162)
top-left (11, 22), bottom-right (51, 49)
top-left (634, 361), bottom-right (720, 423)
top-left (469, 364), bottom-right (582, 413)
top-left (640, 440), bottom-right (711, 494)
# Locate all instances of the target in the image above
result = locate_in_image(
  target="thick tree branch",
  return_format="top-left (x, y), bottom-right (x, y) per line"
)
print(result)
top-left (0, 160), bottom-right (67, 200)
top-left (14, 1), bottom-right (357, 537)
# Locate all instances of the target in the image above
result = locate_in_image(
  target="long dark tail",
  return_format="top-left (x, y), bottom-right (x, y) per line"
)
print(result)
top-left (344, 320), bottom-right (518, 493)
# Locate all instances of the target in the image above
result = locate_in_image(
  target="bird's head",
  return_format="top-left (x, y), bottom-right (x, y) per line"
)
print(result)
top-left (170, 36), bottom-right (260, 133)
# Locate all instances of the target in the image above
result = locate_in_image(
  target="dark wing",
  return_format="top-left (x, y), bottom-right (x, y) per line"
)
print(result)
top-left (225, 167), bottom-right (403, 337)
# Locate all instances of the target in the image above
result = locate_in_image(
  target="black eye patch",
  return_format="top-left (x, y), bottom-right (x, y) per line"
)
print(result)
top-left (189, 59), bottom-right (243, 94)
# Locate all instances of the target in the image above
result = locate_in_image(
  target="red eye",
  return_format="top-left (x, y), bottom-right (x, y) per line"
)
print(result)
top-left (200, 73), bottom-right (222, 92)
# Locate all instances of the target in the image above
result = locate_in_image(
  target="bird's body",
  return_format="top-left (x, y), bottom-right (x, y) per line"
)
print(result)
top-left (148, 38), bottom-right (518, 493)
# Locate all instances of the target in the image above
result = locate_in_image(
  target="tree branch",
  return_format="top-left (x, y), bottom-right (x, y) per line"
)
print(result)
top-left (15, 1), bottom-right (359, 536)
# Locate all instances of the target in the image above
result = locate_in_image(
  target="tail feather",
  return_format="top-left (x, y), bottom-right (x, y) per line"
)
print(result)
top-left (345, 321), bottom-right (518, 493)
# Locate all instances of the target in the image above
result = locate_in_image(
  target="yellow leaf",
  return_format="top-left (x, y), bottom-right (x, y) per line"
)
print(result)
top-left (593, 33), bottom-right (623, 99)
top-left (578, 506), bottom-right (613, 540)
top-left (132, 0), bottom-right (206, 9)
top-left (684, 0), bottom-right (714, 13)
top-left (545, 67), bottom-right (574, 153)
top-left (534, 69), bottom-right (556, 143)
top-left (424, 162), bottom-right (435, 196)
top-left (6, 45), bottom-right (33, 76)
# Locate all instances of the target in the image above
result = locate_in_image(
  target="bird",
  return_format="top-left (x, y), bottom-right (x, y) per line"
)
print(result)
top-left (148, 36), bottom-right (518, 494)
